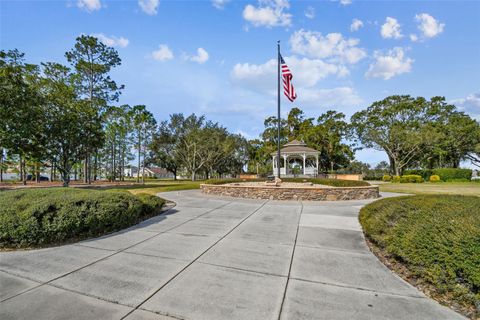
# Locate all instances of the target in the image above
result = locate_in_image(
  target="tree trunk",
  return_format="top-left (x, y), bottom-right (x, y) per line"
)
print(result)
top-left (35, 162), bottom-right (40, 183)
top-left (93, 154), bottom-right (98, 181)
top-left (112, 141), bottom-right (116, 182)
top-left (83, 157), bottom-right (88, 183)
top-left (19, 155), bottom-right (23, 184)
top-left (394, 163), bottom-right (400, 176)
top-left (191, 170), bottom-right (196, 181)
top-left (50, 160), bottom-right (54, 182)
top-left (88, 155), bottom-right (92, 184)
top-left (62, 172), bottom-right (70, 187)
top-left (22, 157), bottom-right (27, 185)
top-left (60, 164), bottom-right (71, 187)
top-left (0, 148), bottom-right (4, 183)
top-left (137, 135), bottom-right (141, 183)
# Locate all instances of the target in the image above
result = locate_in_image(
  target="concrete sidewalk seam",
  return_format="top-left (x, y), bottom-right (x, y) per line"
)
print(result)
top-left (277, 201), bottom-right (303, 320)
top-left (196, 260), bottom-right (288, 278)
top-left (290, 276), bottom-right (427, 299)
top-left (0, 200), bottom-right (232, 305)
top-left (120, 199), bottom-right (270, 320)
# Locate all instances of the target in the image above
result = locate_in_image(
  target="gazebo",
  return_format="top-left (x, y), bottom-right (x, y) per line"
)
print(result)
top-left (272, 140), bottom-right (320, 177)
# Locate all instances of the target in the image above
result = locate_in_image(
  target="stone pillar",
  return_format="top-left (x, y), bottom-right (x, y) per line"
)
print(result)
top-left (303, 154), bottom-right (306, 175)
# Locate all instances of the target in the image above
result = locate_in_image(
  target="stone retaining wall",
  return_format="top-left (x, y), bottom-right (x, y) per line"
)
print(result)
top-left (200, 184), bottom-right (379, 201)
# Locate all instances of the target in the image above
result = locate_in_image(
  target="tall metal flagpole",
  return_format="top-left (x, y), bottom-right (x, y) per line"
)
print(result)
top-left (277, 40), bottom-right (281, 179)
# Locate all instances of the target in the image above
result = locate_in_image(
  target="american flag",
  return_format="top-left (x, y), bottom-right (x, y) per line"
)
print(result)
top-left (280, 54), bottom-right (297, 102)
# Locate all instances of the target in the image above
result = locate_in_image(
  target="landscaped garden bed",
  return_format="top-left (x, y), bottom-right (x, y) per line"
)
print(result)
top-left (359, 195), bottom-right (480, 319)
top-left (0, 188), bottom-right (165, 249)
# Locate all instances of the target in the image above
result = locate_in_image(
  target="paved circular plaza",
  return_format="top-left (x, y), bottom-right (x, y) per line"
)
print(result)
top-left (0, 190), bottom-right (465, 320)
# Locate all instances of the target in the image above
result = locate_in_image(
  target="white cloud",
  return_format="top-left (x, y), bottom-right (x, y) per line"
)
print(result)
top-left (139, 0), bottom-right (159, 15)
top-left (409, 34), bottom-right (418, 42)
top-left (185, 48), bottom-right (210, 64)
top-left (152, 44), bottom-right (174, 61)
top-left (300, 87), bottom-right (362, 108)
top-left (212, 0), bottom-right (230, 9)
top-left (350, 18), bottom-right (363, 32)
top-left (289, 29), bottom-right (367, 64)
top-left (365, 47), bottom-right (413, 80)
top-left (243, 0), bottom-right (292, 28)
top-left (415, 13), bottom-right (445, 39)
top-left (381, 17), bottom-right (402, 39)
top-left (451, 92), bottom-right (480, 118)
top-left (339, 0), bottom-right (352, 6)
top-left (304, 6), bottom-right (315, 19)
top-left (77, 0), bottom-right (101, 12)
top-left (231, 56), bottom-right (348, 95)
top-left (92, 34), bottom-right (129, 48)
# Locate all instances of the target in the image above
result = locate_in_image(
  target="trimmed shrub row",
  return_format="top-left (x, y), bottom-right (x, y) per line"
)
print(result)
top-left (383, 174), bottom-right (423, 183)
top-left (404, 168), bottom-right (472, 182)
top-left (359, 195), bottom-right (480, 317)
top-left (0, 188), bottom-right (165, 248)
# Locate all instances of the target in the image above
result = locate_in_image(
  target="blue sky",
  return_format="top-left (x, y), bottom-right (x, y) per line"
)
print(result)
top-left (1, 0), bottom-right (479, 166)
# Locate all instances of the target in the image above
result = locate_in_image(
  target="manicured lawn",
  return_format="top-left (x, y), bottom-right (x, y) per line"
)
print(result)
top-left (99, 179), bottom-right (203, 195)
top-left (360, 195), bottom-right (480, 319)
top-left (374, 181), bottom-right (480, 196)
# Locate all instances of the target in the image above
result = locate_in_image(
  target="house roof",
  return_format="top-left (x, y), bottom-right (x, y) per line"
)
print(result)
top-left (148, 167), bottom-right (169, 174)
top-left (271, 139), bottom-right (320, 155)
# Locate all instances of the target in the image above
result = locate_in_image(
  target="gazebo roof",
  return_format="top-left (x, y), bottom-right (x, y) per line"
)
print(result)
top-left (271, 139), bottom-right (320, 155)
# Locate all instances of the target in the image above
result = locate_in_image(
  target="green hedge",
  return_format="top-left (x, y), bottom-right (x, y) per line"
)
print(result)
top-left (404, 169), bottom-right (433, 180)
top-left (360, 195), bottom-right (480, 315)
top-left (0, 188), bottom-right (165, 248)
top-left (399, 174), bottom-right (424, 183)
top-left (404, 168), bottom-right (472, 181)
top-left (433, 168), bottom-right (472, 181)
top-left (204, 178), bottom-right (370, 187)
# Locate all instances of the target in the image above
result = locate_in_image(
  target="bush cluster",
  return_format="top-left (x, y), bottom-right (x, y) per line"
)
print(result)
top-left (433, 168), bottom-right (472, 181)
top-left (382, 175), bottom-right (392, 182)
top-left (399, 174), bottom-right (424, 183)
top-left (403, 169), bottom-right (433, 180)
top-left (359, 195), bottom-right (480, 316)
top-left (0, 188), bottom-right (165, 248)
top-left (204, 178), bottom-right (370, 187)
top-left (429, 175), bottom-right (441, 182)
top-left (404, 168), bottom-right (472, 182)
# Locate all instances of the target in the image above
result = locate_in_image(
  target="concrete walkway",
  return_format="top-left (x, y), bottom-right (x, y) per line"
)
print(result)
top-left (0, 190), bottom-right (465, 320)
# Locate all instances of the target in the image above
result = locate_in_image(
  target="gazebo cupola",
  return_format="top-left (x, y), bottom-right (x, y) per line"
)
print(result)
top-left (271, 139), bottom-right (320, 177)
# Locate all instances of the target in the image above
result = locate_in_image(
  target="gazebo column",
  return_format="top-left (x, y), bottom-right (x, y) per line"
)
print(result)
top-left (282, 155), bottom-right (287, 175)
top-left (316, 155), bottom-right (319, 176)
top-left (302, 154), bottom-right (306, 175)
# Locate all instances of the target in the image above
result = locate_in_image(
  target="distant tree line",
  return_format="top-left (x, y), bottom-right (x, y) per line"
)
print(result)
top-left (246, 96), bottom-right (480, 176)
top-left (2, 37), bottom-right (479, 185)
top-left (351, 95), bottom-right (480, 176)
top-left (0, 37), bottom-right (246, 185)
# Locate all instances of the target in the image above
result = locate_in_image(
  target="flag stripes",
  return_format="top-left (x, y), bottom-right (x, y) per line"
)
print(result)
top-left (280, 54), bottom-right (297, 102)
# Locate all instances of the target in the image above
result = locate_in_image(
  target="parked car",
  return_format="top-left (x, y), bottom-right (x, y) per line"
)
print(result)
top-left (26, 174), bottom-right (49, 181)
